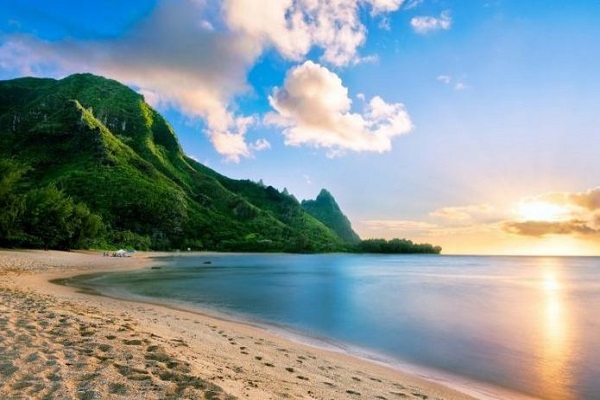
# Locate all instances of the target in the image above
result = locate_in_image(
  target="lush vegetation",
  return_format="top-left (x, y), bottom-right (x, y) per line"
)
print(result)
top-left (0, 159), bottom-right (103, 249)
top-left (352, 238), bottom-right (442, 254)
top-left (0, 73), bottom-right (441, 254)
top-left (301, 189), bottom-right (361, 244)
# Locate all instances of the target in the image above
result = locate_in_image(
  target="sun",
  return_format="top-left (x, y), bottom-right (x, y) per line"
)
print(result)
top-left (517, 200), bottom-right (571, 222)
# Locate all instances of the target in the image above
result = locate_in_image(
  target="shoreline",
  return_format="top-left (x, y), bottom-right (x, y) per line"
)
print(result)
top-left (0, 250), bottom-right (528, 399)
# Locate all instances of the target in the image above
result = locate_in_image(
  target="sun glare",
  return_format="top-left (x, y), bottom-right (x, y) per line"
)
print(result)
top-left (517, 201), bottom-right (570, 222)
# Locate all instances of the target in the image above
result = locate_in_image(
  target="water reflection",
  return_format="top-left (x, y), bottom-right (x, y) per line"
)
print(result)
top-left (538, 259), bottom-right (574, 400)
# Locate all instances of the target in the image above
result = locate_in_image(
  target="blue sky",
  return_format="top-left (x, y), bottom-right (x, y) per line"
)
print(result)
top-left (2, 0), bottom-right (600, 254)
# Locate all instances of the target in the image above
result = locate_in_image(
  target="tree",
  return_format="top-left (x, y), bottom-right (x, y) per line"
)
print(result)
top-left (66, 202), bottom-right (103, 249)
top-left (0, 160), bottom-right (27, 245)
top-left (22, 186), bottom-right (74, 249)
top-left (22, 186), bottom-right (104, 249)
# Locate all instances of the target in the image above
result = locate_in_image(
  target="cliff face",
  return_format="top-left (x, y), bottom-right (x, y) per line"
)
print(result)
top-left (0, 73), bottom-right (354, 252)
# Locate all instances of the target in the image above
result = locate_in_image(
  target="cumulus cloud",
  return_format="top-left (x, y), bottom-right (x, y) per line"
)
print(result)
top-left (223, 0), bottom-right (402, 67)
top-left (503, 187), bottom-right (600, 238)
top-left (0, 0), bottom-right (405, 161)
top-left (267, 61), bottom-right (412, 155)
top-left (367, 0), bottom-right (405, 15)
top-left (411, 11), bottom-right (452, 34)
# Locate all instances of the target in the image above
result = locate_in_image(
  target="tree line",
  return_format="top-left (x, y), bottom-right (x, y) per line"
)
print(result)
top-left (352, 238), bottom-right (442, 254)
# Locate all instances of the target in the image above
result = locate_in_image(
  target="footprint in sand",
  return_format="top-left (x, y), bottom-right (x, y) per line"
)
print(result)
top-left (122, 339), bottom-right (143, 346)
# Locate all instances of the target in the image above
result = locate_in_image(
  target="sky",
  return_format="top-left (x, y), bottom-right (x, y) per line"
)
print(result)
top-left (1, 0), bottom-right (600, 255)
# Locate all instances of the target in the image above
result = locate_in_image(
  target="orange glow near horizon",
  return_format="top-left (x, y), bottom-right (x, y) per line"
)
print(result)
top-left (516, 201), bottom-right (571, 222)
top-left (356, 193), bottom-right (600, 256)
top-left (407, 232), bottom-right (600, 256)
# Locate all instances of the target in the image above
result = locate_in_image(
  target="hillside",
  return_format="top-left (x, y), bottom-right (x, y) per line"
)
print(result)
top-left (0, 73), bottom-right (356, 252)
top-left (301, 189), bottom-right (361, 244)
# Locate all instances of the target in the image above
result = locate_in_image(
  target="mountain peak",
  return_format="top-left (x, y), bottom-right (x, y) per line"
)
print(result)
top-left (302, 189), bottom-right (361, 244)
top-left (316, 188), bottom-right (334, 200)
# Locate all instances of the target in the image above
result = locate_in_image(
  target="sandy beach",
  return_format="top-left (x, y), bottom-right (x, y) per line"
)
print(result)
top-left (0, 250), bottom-right (477, 400)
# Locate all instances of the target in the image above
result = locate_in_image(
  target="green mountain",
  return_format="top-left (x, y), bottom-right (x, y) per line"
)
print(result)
top-left (0, 73), bottom-right (355, 252)
top-left (301, 189), bottom-right (361, 244)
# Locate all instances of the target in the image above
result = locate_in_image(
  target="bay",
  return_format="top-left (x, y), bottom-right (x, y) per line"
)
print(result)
top-left (71, 254), bottom-right (600, 400)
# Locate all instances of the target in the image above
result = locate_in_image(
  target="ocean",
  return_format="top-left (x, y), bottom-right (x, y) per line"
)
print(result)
top-left (69, 254), bottom-right (600, 399)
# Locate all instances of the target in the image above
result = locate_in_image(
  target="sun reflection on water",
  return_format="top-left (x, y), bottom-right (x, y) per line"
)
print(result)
top-left (537, 259), bottom-right (574, 400)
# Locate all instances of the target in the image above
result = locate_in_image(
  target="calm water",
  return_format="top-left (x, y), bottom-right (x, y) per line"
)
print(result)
top-left (73, 254), bottom-right (600, 399)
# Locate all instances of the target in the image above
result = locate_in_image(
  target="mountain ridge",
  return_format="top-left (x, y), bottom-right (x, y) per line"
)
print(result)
top-left (0, 73), bottom-right (357, 252)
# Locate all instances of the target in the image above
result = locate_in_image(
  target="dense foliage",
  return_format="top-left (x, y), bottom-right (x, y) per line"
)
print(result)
top-left (353, 238), bottom-right (442, 254)
top-left (0, 159), bottom-right (103, 249)
top-left (0, 73), bottom-right (441, 254)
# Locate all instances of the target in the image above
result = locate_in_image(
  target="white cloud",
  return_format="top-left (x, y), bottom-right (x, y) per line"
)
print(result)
top-left (223, 0), bottom-right (402, 66)
top-left (437, 74), bottom-right (468, 91)
top-left (251, 138), bottom-right (271, 151)
top-left (267, 61), bottom-right (412, 155)
top-left (411, 11), bottom-right (452, 34)
top-left (209, 115), bottom-right (257, 162)
top-left (403, 0), bottom-right (424, 10)
top-left (365, 0), bottom-right (405, 15)
top-left (437, 75), bottom-right (451, 84)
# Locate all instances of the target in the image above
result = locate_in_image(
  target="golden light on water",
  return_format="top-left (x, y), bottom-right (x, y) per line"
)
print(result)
top-left (542, 270), bottom-right (564, 350)
top-left (543, 272), bottom-right (560, 293)
top-left (537, 260), bottom-right (574, 399)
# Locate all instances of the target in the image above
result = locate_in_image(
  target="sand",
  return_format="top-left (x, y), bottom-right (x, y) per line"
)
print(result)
top-left (0, 250), bottom-right (478, 400)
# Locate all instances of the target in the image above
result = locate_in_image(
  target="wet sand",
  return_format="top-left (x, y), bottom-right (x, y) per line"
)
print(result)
top-left (0, 249), bottom-right (477, 399)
